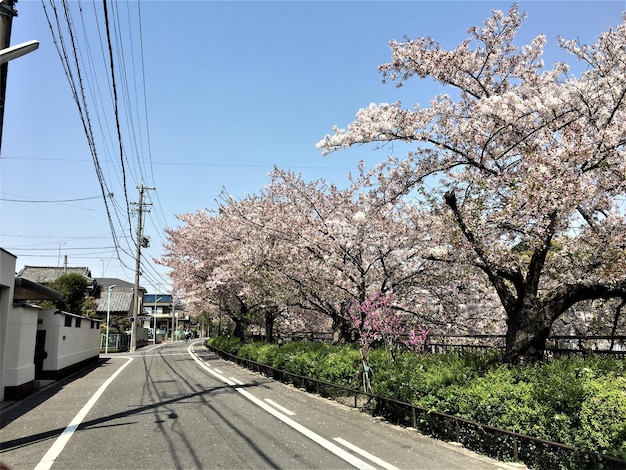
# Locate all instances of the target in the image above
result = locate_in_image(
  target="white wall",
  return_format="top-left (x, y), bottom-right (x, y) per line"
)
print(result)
top-left (38, 310), bottom-right (101, 376)
top-left (0, 249), bottom-right (17, 402)
top-left (3, 305), bottom-right (38, 390)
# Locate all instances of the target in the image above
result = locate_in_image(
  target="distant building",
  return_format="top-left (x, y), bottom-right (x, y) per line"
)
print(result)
top-left (93, 278), bottom-right (144, 320)
top-left (17, 267), bottom-right (145, 321)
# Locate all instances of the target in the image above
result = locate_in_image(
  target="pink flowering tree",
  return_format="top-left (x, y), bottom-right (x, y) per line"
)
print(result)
top-left (347, 291), bottom-right (430, 393)
top-left (318, 5), bottom-right (626, 363)
top-left (229, 168), bottom-right (443, 341)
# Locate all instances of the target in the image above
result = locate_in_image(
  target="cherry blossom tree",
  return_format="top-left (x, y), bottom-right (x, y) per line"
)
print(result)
top-left (252, 168), bottom-right (446, 342)
top-left (161, 165), bottom-right (464, 342)
top-left (347, 292), bottom-right (430, 358)
top-left (318, 5), bottom-right (626, 362)
top-left (158, 205), bottom-right (273, 340)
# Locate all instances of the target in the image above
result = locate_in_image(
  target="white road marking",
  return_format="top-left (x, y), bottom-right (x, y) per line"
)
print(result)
top-left (265, 398), bottom-right (296, 416)
top-left (213, 368), bottom-right (223, 374)
top-left (34, 357), bottom-right (134, 470)
top-left (188, 345), bottom-right (376, 470)
top-left (334, 437), bottom-right (401, 470)
top-left (230, 377), bottom-right (245, 385)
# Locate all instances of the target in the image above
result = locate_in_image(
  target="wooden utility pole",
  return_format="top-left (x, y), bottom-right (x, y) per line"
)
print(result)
top-left (130, 185), bottom-right (154, 352)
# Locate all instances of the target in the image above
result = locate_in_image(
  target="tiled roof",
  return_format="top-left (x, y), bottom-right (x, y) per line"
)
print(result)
top-left (18, 266), bottom-right (92, 284)
top-left (19, 267), bottom-right (147, 316)
top-left (95, 277), bottom-right (140, 290)
top-left (96, 289), bottom-right (135, 316)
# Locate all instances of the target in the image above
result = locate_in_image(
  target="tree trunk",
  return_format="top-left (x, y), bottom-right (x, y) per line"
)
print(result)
top-left (233, 319), bottom-right (246, 341)
top-left (331, 312), bottom-right (352, 344)
top-left (265, 309), bottom-right (275, 343)
top-left (504, 302), bottom-right (552, 363)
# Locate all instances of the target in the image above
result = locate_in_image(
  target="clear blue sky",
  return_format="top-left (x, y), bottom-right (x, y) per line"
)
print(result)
top-left (1, 1), bottom-right (624, 294)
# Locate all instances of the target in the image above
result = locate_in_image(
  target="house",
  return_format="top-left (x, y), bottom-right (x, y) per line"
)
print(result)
top-left (143, 294), bottom-right (174, 343)
top-left (94, 278), bottom-right (149, 349)
top-left (17, 268), bottom-right (146, 325)
top-left (93, 278), bottom-right (143, 319)
top-left (1, 250), bottom-right (102, 402)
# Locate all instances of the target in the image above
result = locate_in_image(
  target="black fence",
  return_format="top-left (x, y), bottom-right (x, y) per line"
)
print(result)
top-left (206, 344), bottom-right (626, 470)
top-left (427, 334), bottom-right (626, 359)
top-left (280, 332), bottom-right (626, 358)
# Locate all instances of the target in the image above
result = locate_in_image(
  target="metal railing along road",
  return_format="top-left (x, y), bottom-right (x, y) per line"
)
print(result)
top-left (99, 333), bottom-right (130, 353)
top-left (206, 344), bottom-right (626, 470)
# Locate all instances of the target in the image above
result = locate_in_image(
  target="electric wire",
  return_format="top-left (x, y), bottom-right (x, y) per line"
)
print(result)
top-left (0, 195), bottom-right (104, 203)
top-left (102, 0), bottom-right (132, 235)
top-left (42, 0), bottom-right (124, 266)
top-left (38, 0), bottom-right (172, 292)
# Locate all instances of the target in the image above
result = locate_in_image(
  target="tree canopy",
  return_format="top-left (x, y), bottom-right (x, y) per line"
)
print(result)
top-left (160, 5), bottom-right (626, 363)
top-left (317, 4), bottom-right (626, 362)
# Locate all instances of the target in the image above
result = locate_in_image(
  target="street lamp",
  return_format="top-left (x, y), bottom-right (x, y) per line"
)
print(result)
top-left (105, 285), bottom-right (116, 354)
top-left (0, 39), bottom-right (39, 65)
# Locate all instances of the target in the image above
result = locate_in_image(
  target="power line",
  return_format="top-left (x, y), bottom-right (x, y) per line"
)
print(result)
top-left (42, 0), bottom-right (123, 267)
top-left (36, 1), bottom-right (171, 293)
top-left (0, 194), bottom-right (108, 203)
top-left (2, 155), bottom-right (361, 170)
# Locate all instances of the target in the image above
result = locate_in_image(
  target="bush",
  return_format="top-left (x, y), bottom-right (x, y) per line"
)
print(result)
top-left (205, 338), bottom-right (626, 464)
top-left (577, 375), bottom-right (626, 460)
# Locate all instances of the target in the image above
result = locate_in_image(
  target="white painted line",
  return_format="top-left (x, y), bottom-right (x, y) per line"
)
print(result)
top-left (188, 345), bottom-right (375, 470)
top-left (213, 368), bottom-right (223, 374)
top-left (230, 377), bottom-right (245, 385)
top-left (334, 437), bottom-right (400, 470)
top-left (138, 352), bottom-right (189, 357)
top-left (265, 398), bottom-right (296, 416)
top-left (34, 357), bottom-right (134, 470)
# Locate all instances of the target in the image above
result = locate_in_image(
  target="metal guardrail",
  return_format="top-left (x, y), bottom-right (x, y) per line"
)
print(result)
top-left (206, 344), bottom-right (626, 470)
top-left (427, 334), bottom-right (626, 355)
top-left (99, 334), bottom-right (130, 352)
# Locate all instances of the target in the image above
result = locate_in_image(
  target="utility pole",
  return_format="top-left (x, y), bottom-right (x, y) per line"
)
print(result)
top-left (0, 0), bottom-right (17, 152)
top-left (130, 185), bottom-right (154, 352)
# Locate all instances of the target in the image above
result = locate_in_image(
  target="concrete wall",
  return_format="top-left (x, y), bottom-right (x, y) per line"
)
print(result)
top-left (37, 310), bottom-right (101, 380)
top-left (0, 249), bottom-right (17, 402)
top-left (2, 304), bottom-right (39, 399)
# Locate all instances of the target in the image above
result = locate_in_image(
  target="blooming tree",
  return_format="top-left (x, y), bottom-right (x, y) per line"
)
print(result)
top-left (348, 291), bottom-right (430, 358)
top-left (252, 168), bottom-right (445, 341)
top-left (160, 166), bottom-right (465, 342)
top-left (318, 5), bottom-right (626, 362)
top-left (158, 204), bottom-right (279, 340)
top-left (346, 291), bottom-right (429, 393)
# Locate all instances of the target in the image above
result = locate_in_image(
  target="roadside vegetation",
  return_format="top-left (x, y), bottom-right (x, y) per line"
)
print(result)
top-left (208, 337), bottom-right (626, 468)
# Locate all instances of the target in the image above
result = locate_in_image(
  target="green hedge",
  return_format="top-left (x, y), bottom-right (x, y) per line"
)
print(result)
top-left (206, 338), bottom-right (626, 467)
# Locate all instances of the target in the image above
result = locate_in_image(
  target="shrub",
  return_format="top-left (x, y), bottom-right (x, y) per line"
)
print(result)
top-left (577, 375), bottom-right (626, 460)
top-left (205, 338), bottom-right (626, 464)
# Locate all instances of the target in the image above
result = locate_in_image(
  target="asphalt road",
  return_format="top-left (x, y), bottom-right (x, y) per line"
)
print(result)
top-left (1, 341), bottom-right (518, 470)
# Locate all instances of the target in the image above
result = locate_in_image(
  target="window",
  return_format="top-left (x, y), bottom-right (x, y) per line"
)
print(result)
top-left (75, 318), bottom-right (82, 328)
top-left (64, 316), bottom-right (73, 327)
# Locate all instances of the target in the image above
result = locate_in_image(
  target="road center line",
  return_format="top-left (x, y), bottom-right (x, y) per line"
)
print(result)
top-left (188, 345), bottom-right (376, 470)
top-left (34, 357), bottom-right (134, 470)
